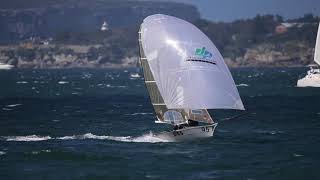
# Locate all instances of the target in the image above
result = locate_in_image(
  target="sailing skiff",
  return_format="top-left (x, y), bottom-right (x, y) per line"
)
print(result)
top-left (138, 14), bottom-right (244, 141)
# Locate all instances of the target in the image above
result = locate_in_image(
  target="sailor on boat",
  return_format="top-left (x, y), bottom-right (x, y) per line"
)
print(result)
top-left (173, 119), bottom-right (199, 130)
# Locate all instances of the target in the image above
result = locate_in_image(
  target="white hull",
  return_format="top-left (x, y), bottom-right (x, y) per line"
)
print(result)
top-left (297, 70), bottom-right (320, 87)
top-left (154, 124), bottom-right (217, 142)
top-left (0, 64), bottom-right (13, 70)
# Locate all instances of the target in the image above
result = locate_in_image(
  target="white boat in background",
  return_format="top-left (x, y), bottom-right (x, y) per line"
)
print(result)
top-left (130, 73), bottom-right (140, 78)
top-left (138, 14), bottom-right (245, 142)
top-left (0, 63), bottom-right (14, 70)
top-left (297, 22), bottom-right (320, 87)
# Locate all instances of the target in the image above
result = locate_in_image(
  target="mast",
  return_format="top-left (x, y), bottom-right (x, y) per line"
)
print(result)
top-left (138, 27), bottom-right (169, 123)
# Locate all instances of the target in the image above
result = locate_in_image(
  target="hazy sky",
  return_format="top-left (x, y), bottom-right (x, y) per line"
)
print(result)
top-left (152, 0), bottom-right (320, 22)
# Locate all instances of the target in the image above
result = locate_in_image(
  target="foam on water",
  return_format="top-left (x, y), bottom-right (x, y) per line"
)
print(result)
top-left (125, 112), bottom-right (153, 116)
top-left (56, 133), bottom-right (170, 143)
top-left (0, 151), bottom-right (6, 155)
top-left (2, 108), bottom-right (12, 111)
top-left (253, 129), bottom-right (284, 135)
top-left (236, 83), bottom-right (249, 87)
top-left (58, 81), bottom-right (69, 84)
top-left (2, 133), bottom-right (170, 143)
top-left (4, 135), bottom-right (52, 141)
top-left (16, 81), bottom-right (28, 84)
top-left (5, 104), bottom-right (22, 108)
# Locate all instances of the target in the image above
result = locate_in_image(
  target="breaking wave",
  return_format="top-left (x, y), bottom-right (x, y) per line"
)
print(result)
top-left (2, 132), bottom-right (170, 143)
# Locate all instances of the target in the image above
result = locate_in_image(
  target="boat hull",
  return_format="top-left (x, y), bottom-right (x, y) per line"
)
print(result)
top-left (297, 72), bottom-right (320, 87)
top-left (154, 123), bottom-right (217, 142)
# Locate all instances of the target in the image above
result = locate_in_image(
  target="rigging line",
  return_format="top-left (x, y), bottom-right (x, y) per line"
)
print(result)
top-left (167, 76), bottom-right (181, 107)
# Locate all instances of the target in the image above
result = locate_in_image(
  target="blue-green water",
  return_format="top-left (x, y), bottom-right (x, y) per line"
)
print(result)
top-left (0, 68), bottom-right (319, 179)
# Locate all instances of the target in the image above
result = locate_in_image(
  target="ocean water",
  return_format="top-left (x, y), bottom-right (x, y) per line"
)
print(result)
top-left (0, 68), bottom-right (319, 180)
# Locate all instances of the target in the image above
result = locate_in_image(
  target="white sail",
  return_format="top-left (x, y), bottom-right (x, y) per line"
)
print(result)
top-left (314, 22), bottom-right (320, 65)
top-left (140, 14), bottom-right (244, 110)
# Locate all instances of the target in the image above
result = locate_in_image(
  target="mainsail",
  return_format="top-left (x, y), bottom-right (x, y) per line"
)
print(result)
top-left (314, 22), bottom-right (320, 65)
top-left (139, 14), bottom-right (244, 124)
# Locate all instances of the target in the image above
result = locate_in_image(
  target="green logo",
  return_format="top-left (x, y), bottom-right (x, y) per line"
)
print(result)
top-left (195, 47), bottom-right (213, 59)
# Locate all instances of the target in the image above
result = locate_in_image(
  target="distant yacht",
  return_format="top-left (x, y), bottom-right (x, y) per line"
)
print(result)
top-left (130, 73), bottom-right (140, 78)
top-left (101, 21), bottom-right (109, 31)
top-left (297, 22), bottom-right (320, 87)
top-left (0, 63), bottom-right (14, 70)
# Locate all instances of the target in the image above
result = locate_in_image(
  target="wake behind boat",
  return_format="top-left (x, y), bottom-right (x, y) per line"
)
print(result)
top-left (138, 14), bottom-right (245, 141)
top-left (297, 22), bottom-right (320, 87)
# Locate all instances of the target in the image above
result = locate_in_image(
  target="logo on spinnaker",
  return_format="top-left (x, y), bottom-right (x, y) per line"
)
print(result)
top-left (195, 47), bottom-right (213, 59)
top-left (186, 47), bottom-right (216, 65)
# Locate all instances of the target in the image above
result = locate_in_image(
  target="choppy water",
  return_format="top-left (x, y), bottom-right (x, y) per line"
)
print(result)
top-left (0, 68), bottom-right (319, 179)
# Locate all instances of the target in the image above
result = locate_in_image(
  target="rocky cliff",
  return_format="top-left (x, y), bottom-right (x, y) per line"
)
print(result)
top-left (225, 41), bottom-right (314, 67)
top-left (0, 41), bottom-right (315, 69)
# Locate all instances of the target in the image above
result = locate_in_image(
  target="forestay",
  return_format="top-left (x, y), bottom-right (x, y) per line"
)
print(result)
top-left (140, 14), bottom-right (244, 110)
top-left (314, 22), bottom-right (320, 65)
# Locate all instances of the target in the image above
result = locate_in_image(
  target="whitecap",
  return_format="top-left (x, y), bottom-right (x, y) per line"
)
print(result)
top-left (105, 84), bottom-right (126, 88)
top-left (254, 130), bottom-right (284, 135)
top-left (2, 108), bottom-right (12, 111)
top-left (130, 73), bottom-right (140, 78)
top-left (0, 151), bottom-right (6, 155)
top-left (236, 83), bottom-right (249, 87)
top-left (293, 153), bottom-right (303, 157)
top-left (5, 104), bottom-right (22, 108)
top-left (16, 81), bottom-right (28, 84)
top-left (81, 73), bottom-right (92, 79)
top-left (58, 81), bottom-right (69, 84)
top-left (125, 112), bottom-right (153, 116)
top-left (4, 135), bottom-right (52, 142)
top-left (31, 151), bottom-right (40, 155)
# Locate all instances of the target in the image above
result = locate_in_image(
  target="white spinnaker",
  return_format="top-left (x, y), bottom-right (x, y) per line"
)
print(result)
top-left (314, 22), bottom-right (320, 65)
top-left (140, 14), bottom-right (244, 110)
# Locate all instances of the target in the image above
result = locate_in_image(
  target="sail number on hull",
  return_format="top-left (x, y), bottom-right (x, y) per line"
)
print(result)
top-left (172, 126), bottom-right (214, 136)
top-left (172, 131), bottom-right (184, 136)
top-left (202, 126), bottom-right (214, 132)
